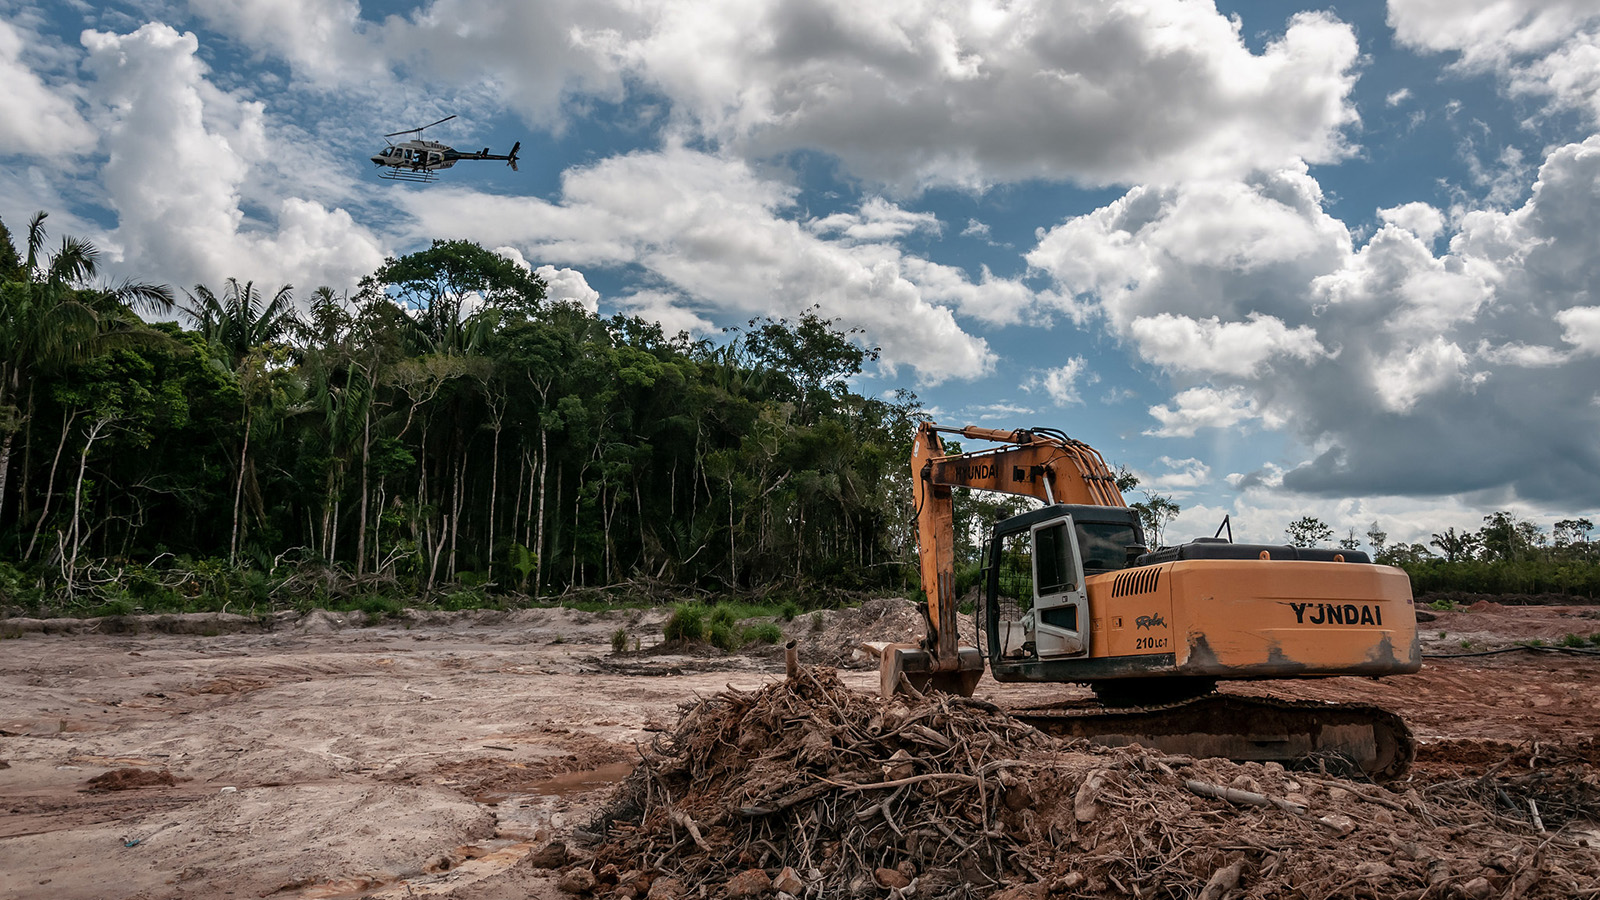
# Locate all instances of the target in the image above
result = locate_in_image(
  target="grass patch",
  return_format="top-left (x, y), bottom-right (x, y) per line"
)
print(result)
top-left (707, 620), bottom-right (739, 651)
top-left (663, 606), bottom-right (705, 643)
top-left (745, 623), bottom-right (783, 645)
top-left (358, 596), bottom-right (404, 620)
top-left (611, 627), bottom-right (629, 653)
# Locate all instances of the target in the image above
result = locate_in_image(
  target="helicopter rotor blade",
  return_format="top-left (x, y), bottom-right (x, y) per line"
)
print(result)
top-left (384, 114), bottom-right (457, 138)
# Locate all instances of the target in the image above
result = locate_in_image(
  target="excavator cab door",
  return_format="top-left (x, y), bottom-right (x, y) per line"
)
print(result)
top-left (1029, 515), bottom-right (1090, 657)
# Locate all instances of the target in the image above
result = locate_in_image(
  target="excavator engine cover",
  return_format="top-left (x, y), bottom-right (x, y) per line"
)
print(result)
top-left (880, 643), bottom-right (984, 699)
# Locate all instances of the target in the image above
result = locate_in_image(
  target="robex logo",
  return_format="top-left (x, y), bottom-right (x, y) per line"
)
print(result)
top-left (1135, 614), bottom-right (1166, 630)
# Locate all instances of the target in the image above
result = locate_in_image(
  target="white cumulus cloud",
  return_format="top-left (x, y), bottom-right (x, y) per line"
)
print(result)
top-left (78, 23), bottom-right (384, 295)
top-left (1030, 135), bottom-right (1600, 505)
top-left (394, 145), bottom-right (1001, 384)
top-left (0, 19), bottom-right (95, 157)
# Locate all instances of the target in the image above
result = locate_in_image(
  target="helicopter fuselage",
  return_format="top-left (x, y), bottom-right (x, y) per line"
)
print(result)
top-left (371, 139), bottom-right (459, 172)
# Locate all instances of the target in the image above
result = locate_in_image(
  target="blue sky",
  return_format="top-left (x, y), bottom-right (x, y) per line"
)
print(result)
top-left (5, 0), bottom-right (1600, 550)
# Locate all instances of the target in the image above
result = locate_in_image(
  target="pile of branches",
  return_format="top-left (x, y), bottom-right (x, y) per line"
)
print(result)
top-left (585, 666), bottom-right (1600, 900)
top-left (590, 665), bottom-right (1051, 897)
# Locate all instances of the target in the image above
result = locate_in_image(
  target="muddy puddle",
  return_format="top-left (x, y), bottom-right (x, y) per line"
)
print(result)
top-left (473, 761), bottom-right (634, 806)
top-left (527, 761), bottom-right (635, 797)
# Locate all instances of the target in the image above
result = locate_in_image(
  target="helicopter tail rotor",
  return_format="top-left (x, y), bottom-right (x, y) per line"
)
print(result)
top-left (508, 141), bottom-right (520, 171)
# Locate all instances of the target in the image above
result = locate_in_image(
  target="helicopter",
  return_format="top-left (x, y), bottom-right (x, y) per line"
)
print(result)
top-left (370, 115), bottom-right (520, 183)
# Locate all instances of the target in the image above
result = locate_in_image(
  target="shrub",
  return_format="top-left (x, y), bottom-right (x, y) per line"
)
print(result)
top-left (359, 596), bottom-right (403, 620)
top-left (440, 590), bottom-right (485, 611)
top-left (745, 623), bottom-right (783, 644)
top-left (611, 627), bottom-right (629, 653)
top-left (810, 610), bottom-right (825, 633)
top-left (87, 599), bottom-right (135, 618)
top-left (1560, 633), bottom-right (1586, 648)
top-left (1428, 598), bottom-right (1456, 611)
top-left (708, 605), bottom-right (739, 630)
top-left (707, 620), bottom-right (739, 651)
top-left (663, 606), bottom-right (705, 643)
top-left (779, 599), bottom-right (801, 622)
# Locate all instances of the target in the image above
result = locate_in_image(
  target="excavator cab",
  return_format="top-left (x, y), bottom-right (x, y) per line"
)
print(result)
top-left (981, 504), bottom-right (1143, 669)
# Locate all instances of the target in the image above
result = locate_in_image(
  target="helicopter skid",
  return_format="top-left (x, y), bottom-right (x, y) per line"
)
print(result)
top-left (379, 168), bottom-right (438, 183)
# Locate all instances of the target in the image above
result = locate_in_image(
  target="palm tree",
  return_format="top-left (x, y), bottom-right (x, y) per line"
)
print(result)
top-left (1429, 527), bottom-right (1480, 562)
top-left (179, 278), bottom-right (298, 368)
top-left (0, 211), bottom-right (172, 537)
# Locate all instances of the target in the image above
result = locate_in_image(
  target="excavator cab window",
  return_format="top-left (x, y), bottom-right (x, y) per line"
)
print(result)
top-left (1035, 523), bottom-right (1077, 593)
top-left (1077, 521), bottom-right (1142, 573)
top-left (990, 531), bottom-right (1035, 658)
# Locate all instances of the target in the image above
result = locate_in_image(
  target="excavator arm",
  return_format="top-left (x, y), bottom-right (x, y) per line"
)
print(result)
top-left (886, 422), bottom-right (1129, 697)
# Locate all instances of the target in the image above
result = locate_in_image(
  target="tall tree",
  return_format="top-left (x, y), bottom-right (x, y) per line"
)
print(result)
top-left (1284, 516), bottom-right (1333, 548)
top-left (0, 212), bottom-right (171, 541)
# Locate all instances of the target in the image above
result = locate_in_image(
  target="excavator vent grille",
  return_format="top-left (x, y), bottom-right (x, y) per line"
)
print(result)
top-left (1112, 567), bottom-right (1161, 598)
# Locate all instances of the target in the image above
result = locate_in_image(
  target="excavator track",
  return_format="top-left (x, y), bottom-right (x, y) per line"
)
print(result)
top-left (1010, 694), bottom-right (1415, 781)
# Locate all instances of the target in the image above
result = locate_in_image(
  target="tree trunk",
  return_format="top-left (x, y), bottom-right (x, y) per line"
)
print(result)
top-left (356, 377), bottom-right (372, 576)
top-left (487, 418), bottom-right (502, 582)
top-left (65, 416), bottom-right (111, 589)
top-left (0, 429), bottom-right (13, 535)
top-left (535, 426), bottom-right (548, 596)
top-left (374, 477), bottom-right (386, 574)
top-left (25, 409), bottom-right (78, 562)
top-left (448, 442), bottom-right (464, 581)
top-left (231, 408), bottom-right (251, 563)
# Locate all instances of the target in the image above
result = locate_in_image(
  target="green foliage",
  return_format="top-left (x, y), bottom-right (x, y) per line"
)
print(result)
top-left (611, 627), bottom-right (629, 653)
top-left (663, 606), bottom-right (705, 643)
top-left (707, 619), bottom-right (739, 651)
top-left (811, 611), bottom-right (825, 632)
top-left (1560, 633), bottom-right (1586, 648)
top-left (439, 589), bottom-right (486, 611)
top-left (745, 623), bottom-right (783, 644)
top-left (1428, 598), bottom-right (1457, 611)
top-left (1284, 516), bottom-right (1334, 548)
top-left (358, 596), bottom-right (404, 620)
top-left (1130, 494), bottom-right (1180, 548)
top-left (778, 599), bottom-right (800, 622)
top-left (86, 598), bottom-right (135, 618)
top-left (707, 605), bottom-right (739, 630)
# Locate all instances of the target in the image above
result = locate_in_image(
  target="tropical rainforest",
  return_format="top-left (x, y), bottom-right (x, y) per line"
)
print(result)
top-left (0, 211), bottom-right (1594, 616)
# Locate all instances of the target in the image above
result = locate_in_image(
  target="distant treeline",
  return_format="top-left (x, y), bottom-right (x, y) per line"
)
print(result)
top-left (2, 210), bottom-right (1596, 616)
top-left (0, 212), bottom-right (922, 611)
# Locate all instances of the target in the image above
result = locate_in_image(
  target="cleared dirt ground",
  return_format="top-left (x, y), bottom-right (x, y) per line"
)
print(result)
top-left (0, 598), bottom-right (1596, 900)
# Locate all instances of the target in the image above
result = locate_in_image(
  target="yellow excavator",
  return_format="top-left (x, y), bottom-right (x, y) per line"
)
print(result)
top-left (876, 422), bottom-right (1422, 779)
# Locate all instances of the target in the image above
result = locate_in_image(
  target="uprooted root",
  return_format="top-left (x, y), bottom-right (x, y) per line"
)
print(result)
top-left (585, 666), bottom-right (1600, 899)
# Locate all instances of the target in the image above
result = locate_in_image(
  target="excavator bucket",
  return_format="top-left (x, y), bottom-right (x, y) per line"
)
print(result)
top-left (876, 643), bottom-right (985, 700)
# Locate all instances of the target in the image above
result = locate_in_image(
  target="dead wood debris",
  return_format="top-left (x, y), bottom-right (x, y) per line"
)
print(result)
top-left (583, 666), bottom-right (1600, 899)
